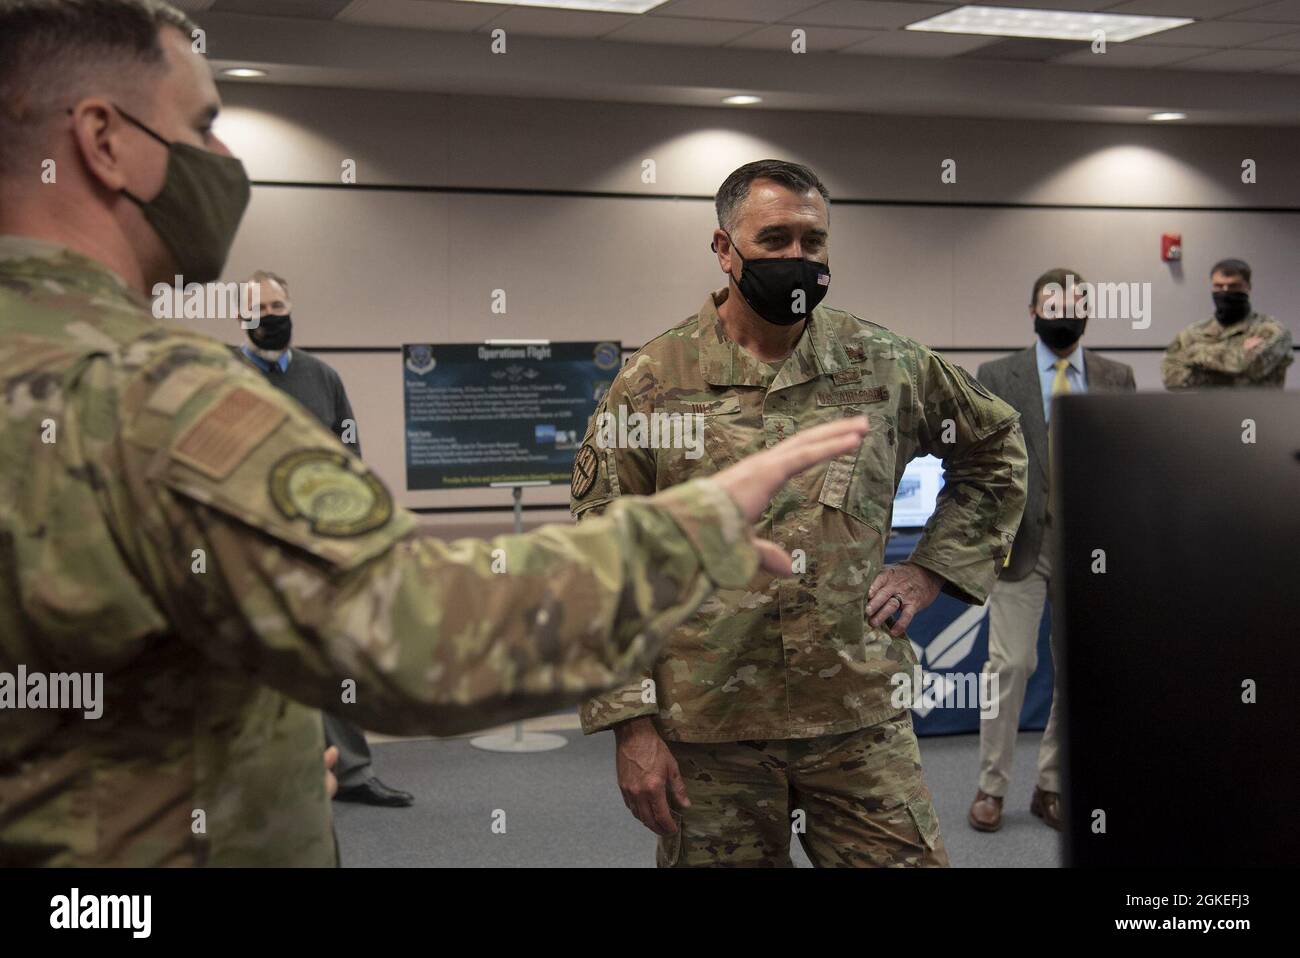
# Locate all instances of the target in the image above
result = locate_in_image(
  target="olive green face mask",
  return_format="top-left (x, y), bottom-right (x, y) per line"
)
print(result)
top-left (114, 104), bottom-right (250, 284)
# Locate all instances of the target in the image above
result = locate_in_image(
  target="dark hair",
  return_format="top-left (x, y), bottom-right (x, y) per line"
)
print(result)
top-left (715, 159), bottom-right (831, 231)
top-left (0, 0), bottom-right (197, 172)
top-left (1031, 267), bottom-right (1085, 308)
top-left (1210, 258), bottom-right (1251, 284)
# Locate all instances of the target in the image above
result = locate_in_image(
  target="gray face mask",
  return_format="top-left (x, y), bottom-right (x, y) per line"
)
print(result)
top-left (114, 105), bottom-right (250, 284)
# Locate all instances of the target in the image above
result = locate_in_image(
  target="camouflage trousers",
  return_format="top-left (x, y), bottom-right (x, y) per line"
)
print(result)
top-left (658, 712), bottom-right (949, 867)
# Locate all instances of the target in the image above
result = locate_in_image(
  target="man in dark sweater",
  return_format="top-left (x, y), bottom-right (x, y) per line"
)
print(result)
top-left (236, 269), bottom-right (414, 808)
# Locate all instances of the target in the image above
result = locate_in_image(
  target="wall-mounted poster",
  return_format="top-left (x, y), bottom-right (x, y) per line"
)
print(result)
top-left (402, 341), bottom-right (621, 490)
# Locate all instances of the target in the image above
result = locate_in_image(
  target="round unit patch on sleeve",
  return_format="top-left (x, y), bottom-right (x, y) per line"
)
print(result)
top-left (571, 443), bottom-right (599, 500)
top-left (269, 449), bottom-right (393, 537)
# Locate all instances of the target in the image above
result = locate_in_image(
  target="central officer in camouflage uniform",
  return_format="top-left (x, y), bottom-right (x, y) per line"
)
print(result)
top-left (573, 160), bottom-right (1028, 867)
top-left (0, 1), bottom-right (869, 866)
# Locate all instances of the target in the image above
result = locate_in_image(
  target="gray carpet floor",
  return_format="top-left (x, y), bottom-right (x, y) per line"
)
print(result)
top-left (333, 723), bottom-right (1062, 867)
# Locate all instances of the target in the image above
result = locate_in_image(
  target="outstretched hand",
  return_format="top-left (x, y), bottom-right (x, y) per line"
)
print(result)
top-left (712, 416), bottom-right (870, 577)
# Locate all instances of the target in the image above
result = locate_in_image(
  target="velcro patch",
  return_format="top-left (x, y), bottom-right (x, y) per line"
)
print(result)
top-left (171, 386), bottom-right (287, 480)
top-left (269, 448), bottom-right (393, 537)
top-left (571, 443), bottom-right (599, 500)
top-left (145, 364), bottom-right (225, 416)
top-left (832, 369), bottom-right (863, 385)
top-left (817, 385), bottom-right (889, 406)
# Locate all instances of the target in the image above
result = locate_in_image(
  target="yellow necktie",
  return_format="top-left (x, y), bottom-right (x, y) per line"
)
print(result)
top-left (1051, 358), bottom-right (1072, 397)
top-left (1006, 360), bottom-right (1074, 568)
top-left (1041, 358), bottom-right (1072, 534)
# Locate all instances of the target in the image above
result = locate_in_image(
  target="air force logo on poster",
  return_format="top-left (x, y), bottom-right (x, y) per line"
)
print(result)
top-left (405, 344), bottom-right (436, 376)
top-left (593, 341), bottom-right (620, 371)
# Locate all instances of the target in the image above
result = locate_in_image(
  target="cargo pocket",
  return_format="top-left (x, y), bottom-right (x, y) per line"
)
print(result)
top-left (658, 396), bottom-right (742, 480)
top-left (655, 810), bottom-right (684, 868)
top-left (817, 411), bottom-right (897, 535)
top-left (905, 793), bottom-right (941, 851)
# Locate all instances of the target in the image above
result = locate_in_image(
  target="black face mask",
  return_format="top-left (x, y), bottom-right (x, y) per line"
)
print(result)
top-left (724, 232), bottom-right (830, 326)
top-left (1034, 313), bottom-right (1086, 351)
top-left (1213, 290), bottom-right (1251, 325)
top-left (249, 313), bottom-right (292, 351)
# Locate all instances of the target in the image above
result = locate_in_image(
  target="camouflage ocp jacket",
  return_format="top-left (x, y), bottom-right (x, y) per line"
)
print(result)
top-left (574, 289), bottom-right (1028, 743)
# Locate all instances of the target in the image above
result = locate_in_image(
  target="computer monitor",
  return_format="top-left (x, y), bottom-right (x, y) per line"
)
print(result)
top-left (1054, 390), bottom-right (1299, 867)
top-left (892, 455), bottom-right (945, 529)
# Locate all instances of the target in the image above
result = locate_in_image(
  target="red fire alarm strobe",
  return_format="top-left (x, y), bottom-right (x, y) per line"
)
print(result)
top-left (1161, 233), bottom-right (1182, 262)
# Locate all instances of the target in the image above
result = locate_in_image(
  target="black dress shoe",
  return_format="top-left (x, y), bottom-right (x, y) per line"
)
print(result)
top-left (334, 778), bottom-right (414, 807)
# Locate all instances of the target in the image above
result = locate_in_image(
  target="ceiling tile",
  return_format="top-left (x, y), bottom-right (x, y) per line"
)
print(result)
top-left (1052, 42), bottom-right (1220, 65)
top-left (783, 1), bottom-right (956, 30)
top-left (1137, 19), bottom-right (1299, 44)
top-left (725, 24), bottom-right (887, 49)
top-left (481, 7), bottom-right (636, 37)
top-left (337, 0), bottom-right (508, 30)
top-left (840, 30), bottom-right (1002, 55)
top-left (603, 14), bottom-right (762, 43)
top-left (1223, 0), bottom-right (1300, 21)
top-left (1170, 46), bottom-right (1300, 65)
top-left (974, 0), bottom-right (1117, 8)
top-left (961, 37), bottom-right (1091, 60)
top-left (655, 0), bottom-right (824, 22)
top-left (1243, 27), bottom-right (1300, 45)
top-left (1100, 0), bottom-right (1262, 17)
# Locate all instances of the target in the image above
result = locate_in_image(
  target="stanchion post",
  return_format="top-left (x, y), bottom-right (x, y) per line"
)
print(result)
top-left (470, 481), bottom-right (568, 754)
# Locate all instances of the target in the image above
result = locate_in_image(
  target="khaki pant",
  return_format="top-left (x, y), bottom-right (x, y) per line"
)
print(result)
top-left (978, 538), bottom-right (1062, 797)
top-left (659, 712), bottom-right (949, 868)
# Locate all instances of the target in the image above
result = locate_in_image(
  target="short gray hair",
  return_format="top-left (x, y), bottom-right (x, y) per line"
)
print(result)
top-left (0, 0), bottom-right (197, 173)
top-left (250, 269), bottom-right (290, 298)
top-left (714, 159), bottom-right (831, 232)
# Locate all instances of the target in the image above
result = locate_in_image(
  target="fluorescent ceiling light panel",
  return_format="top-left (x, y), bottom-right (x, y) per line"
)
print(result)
top-left (458, 0), bottom-right (671, 12)
top-left (905, 6), bottom-right (1193, 43)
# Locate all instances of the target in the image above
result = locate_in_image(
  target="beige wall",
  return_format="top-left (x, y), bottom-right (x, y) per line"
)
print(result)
top-left (207, 84), bottom-right (1300, 520)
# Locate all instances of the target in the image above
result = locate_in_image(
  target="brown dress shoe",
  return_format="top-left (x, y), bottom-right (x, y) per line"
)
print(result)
top-left (1031, 787), bottom-right (1064, 831)
top-left (968, 790), bottom-right (1003, 832)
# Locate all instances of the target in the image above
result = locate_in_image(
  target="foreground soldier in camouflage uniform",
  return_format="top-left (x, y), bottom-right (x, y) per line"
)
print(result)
top-left (573, 160), bottom-right (1028, 867)
top-left (0, 0), bottom-right (869, 866)
top-left (1162, 258), bottom-right (1293, 389)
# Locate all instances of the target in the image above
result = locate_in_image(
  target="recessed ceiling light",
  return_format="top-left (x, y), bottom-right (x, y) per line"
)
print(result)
top-left (1148, 112), bottom-right (1186, 121)
top-left (221, 68), bottom-right (267, 78)
top-left (906, 6), bottom-right (1193, 42)
top-left (723, 95), bottom-right (762, 105)
top-left (458, 0), bottom-right (669, 11)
